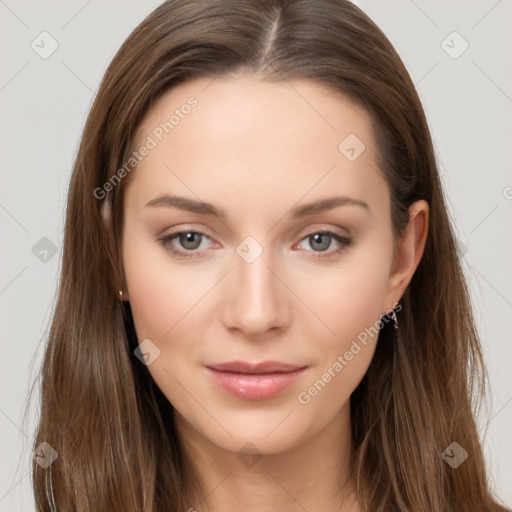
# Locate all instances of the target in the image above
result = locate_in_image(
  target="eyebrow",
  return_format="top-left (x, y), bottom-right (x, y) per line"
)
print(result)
top-left (145, 194), bottom-right (370, 217)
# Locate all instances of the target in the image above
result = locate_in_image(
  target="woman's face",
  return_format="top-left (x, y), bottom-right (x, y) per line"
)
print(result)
top-left (119, 75), bottom-right (420, 455)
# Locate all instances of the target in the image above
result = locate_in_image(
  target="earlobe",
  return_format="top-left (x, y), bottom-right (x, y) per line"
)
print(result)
top-left (383, 200), bottom-right (429, 312)
top-left (101, 193), bottom-right (129, 302)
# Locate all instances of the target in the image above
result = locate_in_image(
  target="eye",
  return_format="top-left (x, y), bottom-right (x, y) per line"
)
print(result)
top-left (296, 230), bottom-right (353, 258)
top-left (158, 230), bottom-right (213, 259)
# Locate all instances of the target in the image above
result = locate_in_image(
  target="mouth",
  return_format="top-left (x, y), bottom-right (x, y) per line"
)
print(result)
top-left (205, 361), bottom-right (308, 400)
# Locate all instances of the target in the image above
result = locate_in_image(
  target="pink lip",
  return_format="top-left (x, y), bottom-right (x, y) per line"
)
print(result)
top-left (205, 361), bottom-right (307, 400)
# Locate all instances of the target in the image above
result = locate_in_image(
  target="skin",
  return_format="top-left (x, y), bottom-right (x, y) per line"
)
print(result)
top-left (104, 75), bottom-right (428, 511)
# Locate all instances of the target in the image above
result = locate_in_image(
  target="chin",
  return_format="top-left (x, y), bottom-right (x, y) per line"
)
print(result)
top-left (180, 402), bottom-right (322, 457)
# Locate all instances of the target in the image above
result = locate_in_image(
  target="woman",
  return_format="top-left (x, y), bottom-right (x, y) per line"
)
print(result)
top-left (29, 0), bottom-right (510, 510)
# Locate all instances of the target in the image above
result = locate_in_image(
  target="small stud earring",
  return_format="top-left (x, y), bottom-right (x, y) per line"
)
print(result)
top-left (118, 290), bottom-right (123, 299)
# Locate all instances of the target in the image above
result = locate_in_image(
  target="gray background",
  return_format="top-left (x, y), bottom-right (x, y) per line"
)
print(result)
top-left (1, 0), bottom-right (511, 510)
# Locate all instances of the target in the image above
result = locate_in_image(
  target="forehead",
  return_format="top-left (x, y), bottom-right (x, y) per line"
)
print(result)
top-left (126, 75), bottom-right (386, 218)
top-left (135, 74), bottom-right (373, 152)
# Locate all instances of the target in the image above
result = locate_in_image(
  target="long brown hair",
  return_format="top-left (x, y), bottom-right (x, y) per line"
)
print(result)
top-left (27, 0), bottom-right (510, 510)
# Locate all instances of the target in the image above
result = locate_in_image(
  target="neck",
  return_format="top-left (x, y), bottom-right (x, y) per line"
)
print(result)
top-left (174, 402), bottom-right (361, 512)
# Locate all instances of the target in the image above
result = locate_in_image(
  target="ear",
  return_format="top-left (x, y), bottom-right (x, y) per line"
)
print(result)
top-left (101, 193), bottom-right (129, 301)
top-left (383, 199), bottom-right (429, 312)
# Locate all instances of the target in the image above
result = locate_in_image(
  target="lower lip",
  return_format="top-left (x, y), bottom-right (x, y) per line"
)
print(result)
top-left (206, 367), bottom-right (307, 400)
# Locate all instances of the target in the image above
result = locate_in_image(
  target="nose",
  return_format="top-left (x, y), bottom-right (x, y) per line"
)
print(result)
top-left (221, 244), bottom-right (291, 338)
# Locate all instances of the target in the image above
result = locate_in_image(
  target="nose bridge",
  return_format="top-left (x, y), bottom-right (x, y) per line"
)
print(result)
top-left (222, 237), bottom-right (289, 335)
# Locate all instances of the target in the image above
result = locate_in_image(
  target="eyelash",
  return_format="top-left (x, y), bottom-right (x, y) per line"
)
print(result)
top-left (157, 229), bottom-right (353, 260)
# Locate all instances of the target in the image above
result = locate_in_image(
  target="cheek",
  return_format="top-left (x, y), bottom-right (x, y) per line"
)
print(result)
top-left (292, 232), bottom-right (393, 406)
top-left (121, 226), bottom-right (206, 343)
top-left (122, 233), bottom-right (210, 415)
top-left (295, 234), bottom-right (393, 345)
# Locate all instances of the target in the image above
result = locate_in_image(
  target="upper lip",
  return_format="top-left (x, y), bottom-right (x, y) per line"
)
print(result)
top-left (206, 361), bottom-right (306, 374)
